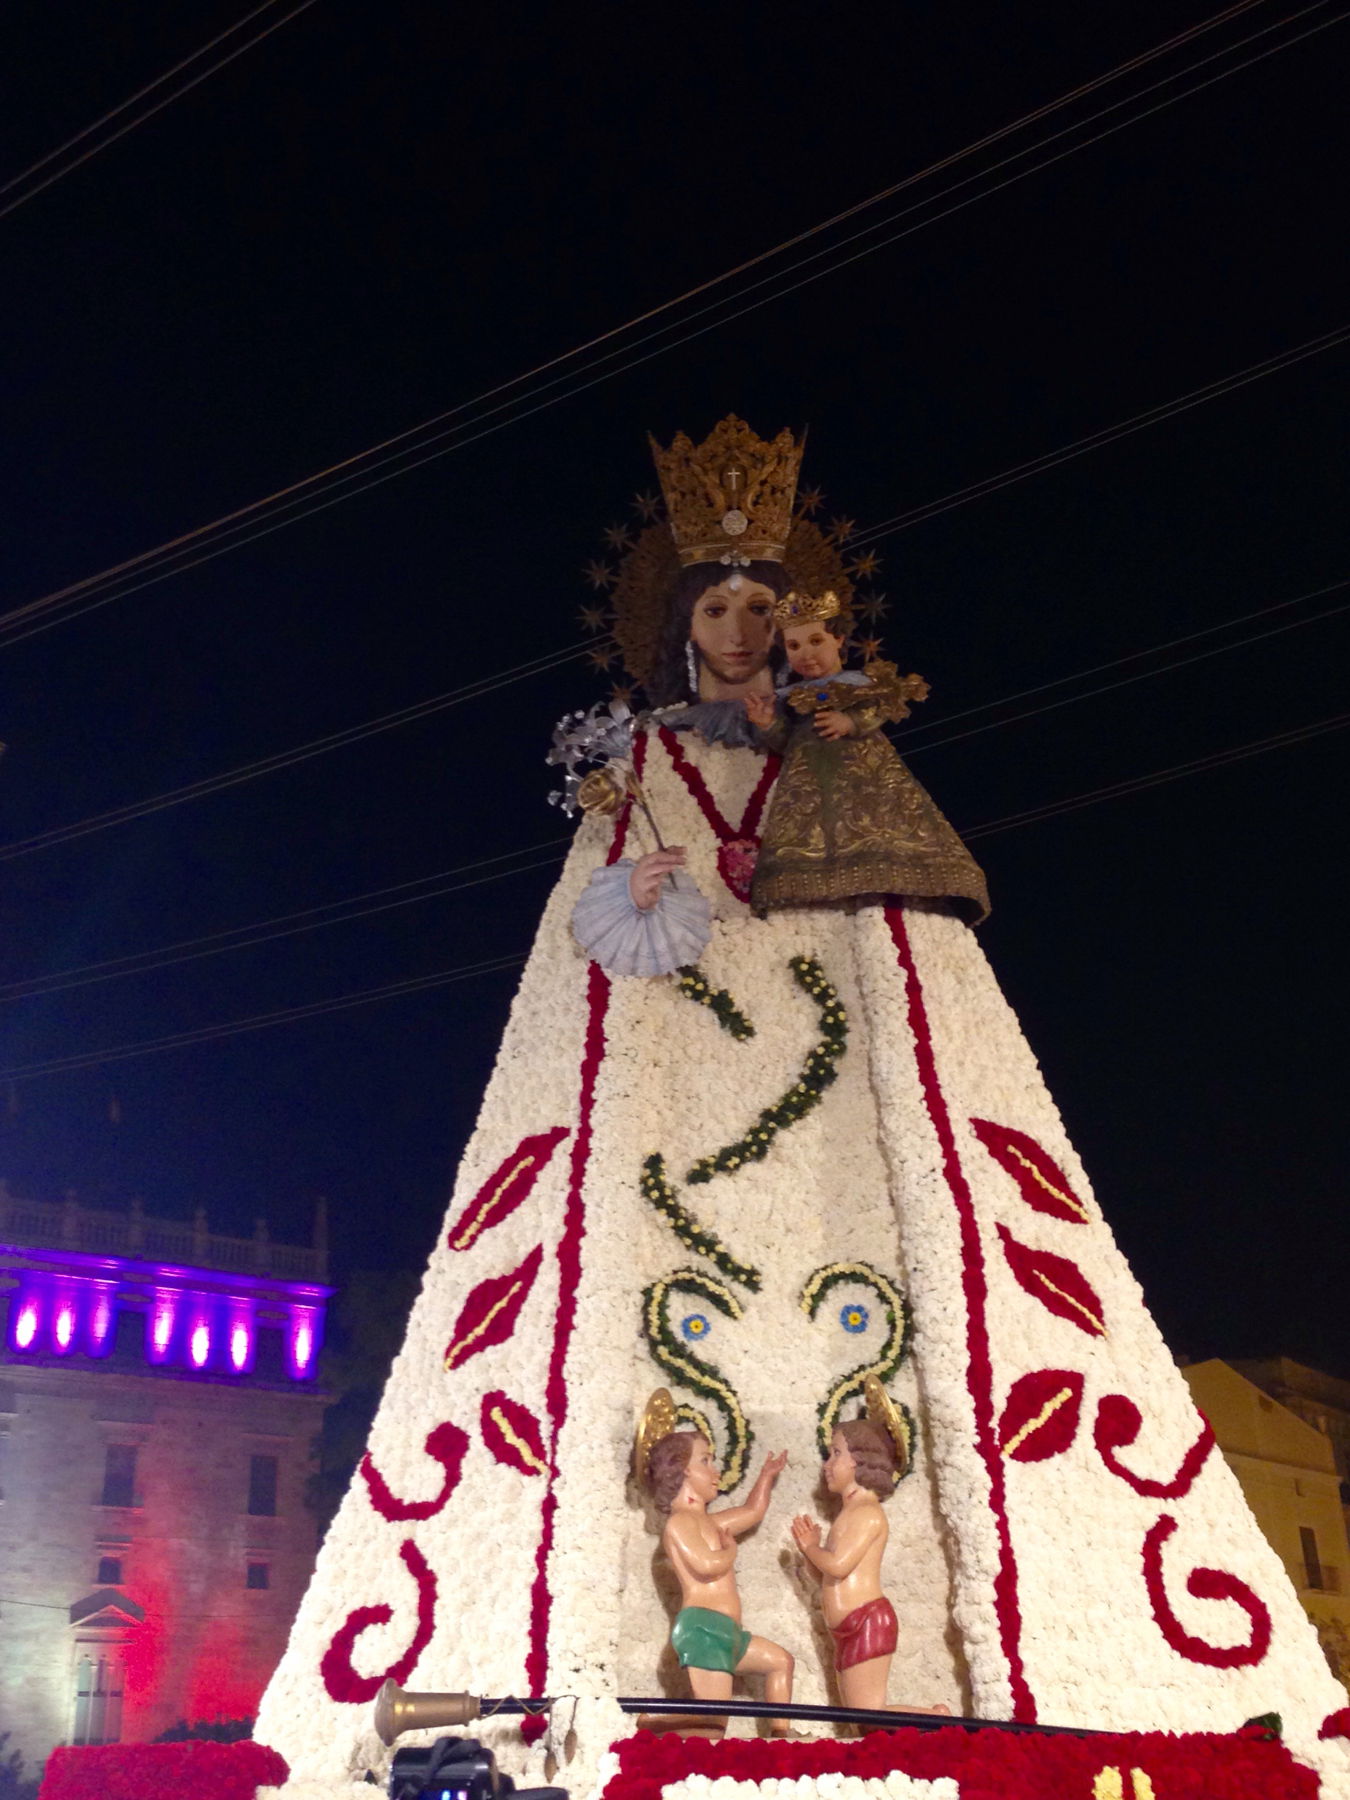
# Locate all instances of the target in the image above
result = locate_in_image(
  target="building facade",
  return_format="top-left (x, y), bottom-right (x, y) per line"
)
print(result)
top-left (0, 1184), bottom-right (331, 1765)
top-left (1182, 1358), bottom-right (1350, 1689)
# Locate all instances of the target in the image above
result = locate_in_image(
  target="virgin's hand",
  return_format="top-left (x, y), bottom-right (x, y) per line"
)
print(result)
top-left (762, 1449), bottom-right (788, 1481)
top-left (629, 848), bottom-right (686, 911)
top-left (744, 692), bottom-right (775, 729)
top-left (813, 709), bottom-right (854, 741)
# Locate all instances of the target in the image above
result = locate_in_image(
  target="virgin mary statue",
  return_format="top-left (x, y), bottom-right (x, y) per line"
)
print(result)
top-left (255, 419), bottom-right (1348, 1800)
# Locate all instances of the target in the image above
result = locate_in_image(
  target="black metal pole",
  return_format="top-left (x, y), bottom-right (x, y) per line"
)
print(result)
top-left (468, 1696), bottom-right (1104, 1740)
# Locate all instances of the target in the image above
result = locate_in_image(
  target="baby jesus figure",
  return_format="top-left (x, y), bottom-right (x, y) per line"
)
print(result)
top-left (744, 591), bottom-right (989, 922)
top-left (643, 1427), bottom-right (797, 1732)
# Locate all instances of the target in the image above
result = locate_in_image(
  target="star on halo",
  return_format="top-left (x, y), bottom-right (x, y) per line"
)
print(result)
top-left (582, 559), bottom-right (615, 591)
top-left (858, 636), bottom-right (885, 661)
top-left (848, 550), bottom-right (883, 579)
top-left (797, 485), bottom-right (825, 516)
top-left (827, 514), bottom-right (857, 543)
top-left (587, 644), bottom-right (618, 671)
top-left (577, 603), bottom-right (608, 633)
top-left (609, 681), bottom-right (636, 708)
top-left (632, 490), bottom-right (661, 521)
top-left (602, 523), bottom-right (635, 553)
top-left (856, 592), bottom-right (889, 624)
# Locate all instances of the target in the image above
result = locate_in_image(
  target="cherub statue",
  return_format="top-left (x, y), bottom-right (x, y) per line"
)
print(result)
top-left (790, 1379), bottom-right (950, 1715)
top-left (744, 590), bottom-right (988, 922)
top-left (637, 1392), bottom-right (796, 1732)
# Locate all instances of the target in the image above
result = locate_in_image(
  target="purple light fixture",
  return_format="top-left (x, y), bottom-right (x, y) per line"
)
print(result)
top-left (13, 1293), bottom-right (40, 1351)
top-left (53, 1293), bottom-right (77, 1353)
top-left (148, 1289), bottom-right (177, 1363)
top-left (286, 1304), bottom-right (320, 1379)
top-left (86, 1284), bottom-right (116, 1356)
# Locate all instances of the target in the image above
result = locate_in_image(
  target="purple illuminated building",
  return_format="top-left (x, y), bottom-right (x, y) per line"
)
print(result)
top-left (0, 1181), bottom-right (333, 1764)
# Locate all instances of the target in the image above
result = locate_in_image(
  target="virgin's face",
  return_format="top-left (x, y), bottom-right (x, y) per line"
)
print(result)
top-left (824, 1430), bottom-right (858, 1496)
top-left (689, 577), bottom-right (776, 696)
top-left (683, 1436), bottom-right (721, 1504)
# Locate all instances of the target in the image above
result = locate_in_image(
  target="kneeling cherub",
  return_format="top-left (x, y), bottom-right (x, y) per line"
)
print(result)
top-left (638, 1399), bottom-right (796, 1733)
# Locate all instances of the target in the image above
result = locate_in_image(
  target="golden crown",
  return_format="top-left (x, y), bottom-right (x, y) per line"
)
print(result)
top-left (648, 414), bottom-right (804, 566)
top-left (773, 588), bottom-right (842, 628)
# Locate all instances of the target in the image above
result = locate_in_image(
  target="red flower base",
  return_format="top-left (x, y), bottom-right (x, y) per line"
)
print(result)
top-left (39, 1738), bottom-right (287, 1800)
top-left (602, 1722), bottom-right (1320, 1800)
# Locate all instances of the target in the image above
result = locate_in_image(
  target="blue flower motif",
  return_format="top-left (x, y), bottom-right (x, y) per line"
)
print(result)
top-left (839, 1302), bottom-right (870, 1334)
top-left (681, 1313), bottom-right (711, 1341)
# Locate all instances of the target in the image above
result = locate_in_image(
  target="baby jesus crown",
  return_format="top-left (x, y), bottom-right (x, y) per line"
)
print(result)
top-left (773, 587), bottom-right (842, 628)
top-left (649, 414), bottom-right (804, 566)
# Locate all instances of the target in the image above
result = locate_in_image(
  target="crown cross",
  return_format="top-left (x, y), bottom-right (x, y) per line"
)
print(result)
top-left (650, 415), bottom-right (804, 567)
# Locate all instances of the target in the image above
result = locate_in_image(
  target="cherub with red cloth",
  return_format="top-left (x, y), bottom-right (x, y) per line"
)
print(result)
top-left (790, 1382), bottom-right (950, 1716)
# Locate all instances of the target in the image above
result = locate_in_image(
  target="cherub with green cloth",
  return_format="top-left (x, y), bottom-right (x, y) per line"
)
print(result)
top-left (638, 1399), bottom-right (796, 1732)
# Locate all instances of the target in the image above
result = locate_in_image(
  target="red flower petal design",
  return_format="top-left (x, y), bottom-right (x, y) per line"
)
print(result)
top-left (444, 1244), bottom-right (544, 1371)
top-left (1094, 1393), bottom-right (1215, 1499)
top-left (1142, 1512), bottom-right (1271, 1668)
top-left (359, 1420), bottom-right (469, 1522)
top-left (716, 838), bottom-right (760, 903)
top-left (319, 1539), bottom-right (438, 1703)
top-left (970, 1118), bottom-right (1089, 1224)
top-left (445, 1127), bottom-right (570, 1252)
top-left (998, 1369), bottom-right (1085, 1462)
top-left (1320, 1707), bottom-right (1350, 1739)
top-left (996, 1224), bottom-right (1107, 1337)
top-left (481, 1389), bottom-right (550, 1477)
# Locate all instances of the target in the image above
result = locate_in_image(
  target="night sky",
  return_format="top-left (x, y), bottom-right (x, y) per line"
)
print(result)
top-left (1, 1), bottom-right (1346, 1373)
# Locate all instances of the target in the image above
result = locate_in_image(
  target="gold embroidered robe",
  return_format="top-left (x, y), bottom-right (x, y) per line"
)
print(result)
top-left (750, 663), bottom-right (990, 922)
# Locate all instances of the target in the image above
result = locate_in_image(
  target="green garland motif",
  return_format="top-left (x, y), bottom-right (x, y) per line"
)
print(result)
top-left (639, 1153), bottom-right (762, 1292)
top-left (800, 1261), bottom-right (913, 1472)
top-left (675, 965), bottom-right (755, 1040)
top-left (686, 956), bottom-right (848, 1186)
top-left (642, 1269), bottom-right (752, 1492)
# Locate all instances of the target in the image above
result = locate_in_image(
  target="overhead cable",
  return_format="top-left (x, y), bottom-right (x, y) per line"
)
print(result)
top-left (900, 579), bottom-right (1350, 757)
top-left (3, 706), bottom-right (1345, 1083)
top-left (851, 326), bottom-right (1350, 550)
top-left (2, 0), bottom-right (1337, 649)
top-left (0, 0), bottom-right (319, 223)
top-left (0, 640), bottom-right (601, 863)
top-left (0, 839), bottom-right (569, 1002)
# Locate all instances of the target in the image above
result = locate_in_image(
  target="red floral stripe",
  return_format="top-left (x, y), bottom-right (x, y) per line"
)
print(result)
top-left (319, 1539), bottom-right (438, 1703)
top-left (360, 1420), bottom-right (469, 1522)
top-left (886, 905), bottom-right (1034, 1721)
top-left (658, 726), bottom-right (779, 841)
top-left (521, 782), bottom-right (631, 1732)
top-left (600, 1719), bottom-right (1315, 1800)
top-left (1095, 1393), bottom-right (1215, 1499)
top-left (1141, 1513), bottom-right (1272, 1668)
top-left (39, 1740), bottom-right (289, 1800)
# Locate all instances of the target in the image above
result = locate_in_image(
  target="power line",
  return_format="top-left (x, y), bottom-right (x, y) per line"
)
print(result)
top-left (2, 706), bottom-right (1344, 1083)
top-left (0, 639), bottom-right (600, 864)
top-left (0, 0), bottom-right (319, 223)
top-left (960, 710), bottom-right (1350, 840)
top-left (897, 578), bottom-right (1350, 741)
top-left (851, 325), bottom-right (1350, 549)
top-left (0, 953), bottom-right (529, 1081)
top-left (900, 579), bottom-right (1350, 757)
top-left (0, 840), bottom-right (568, 1003)
top-left (0, 0), bottom-right (1332, 649)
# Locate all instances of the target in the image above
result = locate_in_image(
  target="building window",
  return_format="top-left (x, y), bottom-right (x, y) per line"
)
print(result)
top-left (100, 1445), bottom-right (137, 1508)
top-left (247, 1453), bottom-right (278, 1516)
top-left (1302, 1525), bottom-right (1324, 1590)
top-left (96, 1557), bottom-right (123, 1585)
top-left (72, 1653), bottom-right (124, 1746)
top-left (246, 1561), bottom-right (270, 1590)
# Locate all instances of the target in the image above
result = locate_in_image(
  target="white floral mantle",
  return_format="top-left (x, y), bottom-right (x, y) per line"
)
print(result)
top-left (254, 725), bottom-right (1350, 1800)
